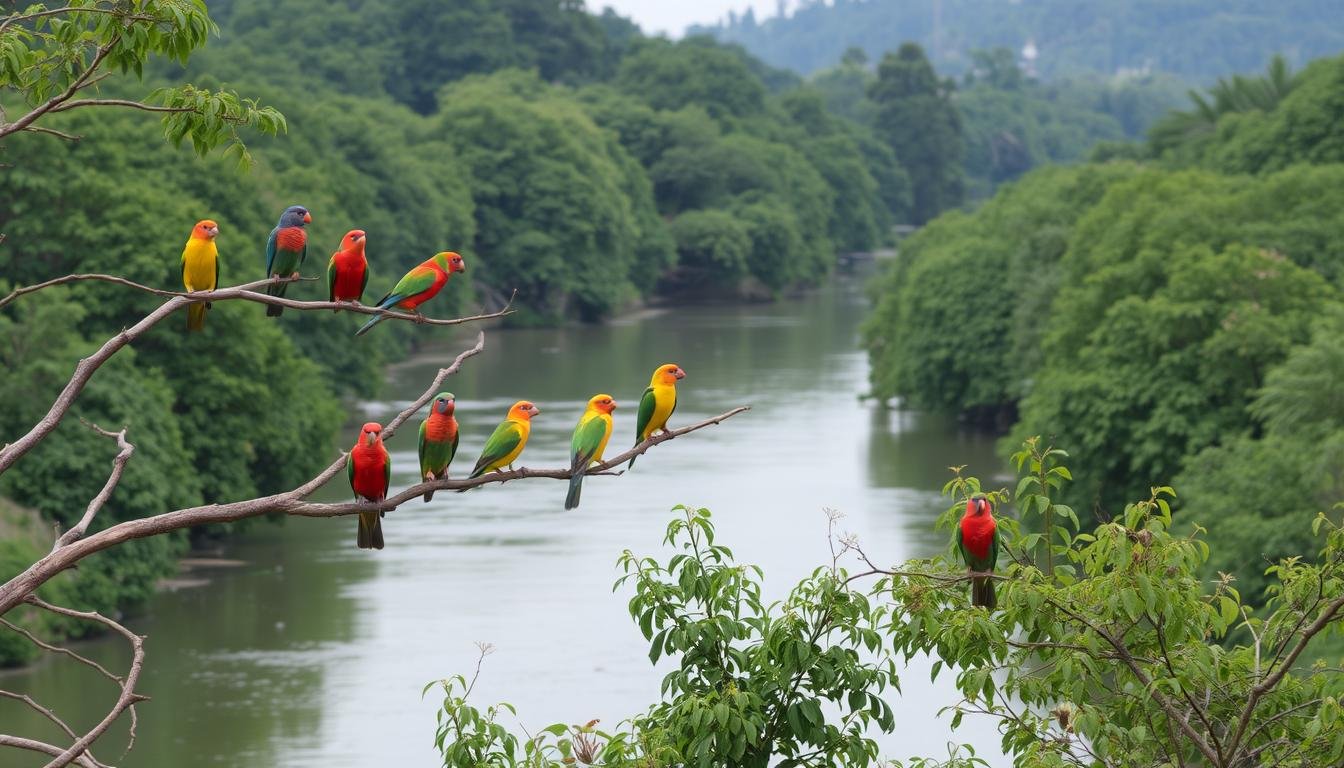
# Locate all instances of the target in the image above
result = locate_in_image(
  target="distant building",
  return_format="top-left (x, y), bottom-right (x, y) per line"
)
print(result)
top-left (1021, 39), bottom-right (1039, 77)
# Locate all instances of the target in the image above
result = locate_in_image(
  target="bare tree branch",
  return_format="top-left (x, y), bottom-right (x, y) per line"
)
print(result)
top-left (24, 596), bottom-right (146, 768)
top-left (0, 332), bottom-right (487, 615)
top-left (47, 99), bottom-right (195, 115)
top-left (0, 618), bottom-right (125, 686)
top-left (52, 421), bottom-right (134, 551)
top-left (0, 276), bottom-right (508, 477)
top-left (0, 736), bottom-right (98, 768)
top-left (21, 125), bottom-right (81, 141)
top-left (0, 691), bottom-right (107, 768)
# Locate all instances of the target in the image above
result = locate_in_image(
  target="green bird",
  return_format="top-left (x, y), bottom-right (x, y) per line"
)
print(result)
top-left (462, 401), bottom-right (540, 486)
top-left (418, 392), bottom-right (459, 503)
top-left (566, 394), bottom-right (617, 510)
top-left (264, 205), bottom-right (311, 317)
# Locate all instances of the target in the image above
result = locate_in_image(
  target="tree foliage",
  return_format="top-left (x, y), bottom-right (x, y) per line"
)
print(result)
top-left (427, 454), bottom-right (1344, 767)
top-left (0, 0), bottom-right (284, 163)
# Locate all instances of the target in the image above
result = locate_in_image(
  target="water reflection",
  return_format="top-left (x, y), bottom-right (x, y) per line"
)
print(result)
top-left (4, 270), bottom-right (1008, 766)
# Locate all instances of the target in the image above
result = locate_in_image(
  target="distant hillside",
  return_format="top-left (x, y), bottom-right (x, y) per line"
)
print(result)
top-left (693, 0), bottom-right (1344, 80)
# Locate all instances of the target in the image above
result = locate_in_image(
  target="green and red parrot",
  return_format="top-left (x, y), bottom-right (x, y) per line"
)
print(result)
top-left (418, 392), bottom-right (459, 502)
top-left (957, 494), bottom-right (999, 610)
top-left (348, 421), bottom-right (390, 550)
top-left (630, 363), bottom-right (685, 468)
top-left (566, 394), bottom-right (617, 510)
top-left (465, 400), bottom-right (540, 482)
top-left (354, 251), bottom-right (466, 337)
top-left (264, 205), bottom-right (311, 317)
top-left (328, 229), bottom-right (369, 307)
top-left (181, 219), bottom-right (219, 332)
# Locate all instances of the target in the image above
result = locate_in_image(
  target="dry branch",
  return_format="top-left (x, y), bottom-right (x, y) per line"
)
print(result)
top-left (0, 275), bottom-right (509, 476)
top-left (0, 736), bottom-right (98, 768)
top-left (25, 596), bottom-right (146, 768)
top-left (0, 692), bottom-right (106, 768)
top-left (54, 421), bottom-right (134, 551)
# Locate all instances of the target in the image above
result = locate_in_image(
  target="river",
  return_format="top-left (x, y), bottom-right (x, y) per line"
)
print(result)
top-left (4, 269), bottom-right (1008, 766)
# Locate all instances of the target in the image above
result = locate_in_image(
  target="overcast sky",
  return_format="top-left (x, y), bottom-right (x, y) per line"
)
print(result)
top-left (599, 0), bottom-right (785, 37)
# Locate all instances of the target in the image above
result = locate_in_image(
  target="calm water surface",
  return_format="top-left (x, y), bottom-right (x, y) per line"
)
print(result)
top-left (4, 272), bottom-right (1008, 766)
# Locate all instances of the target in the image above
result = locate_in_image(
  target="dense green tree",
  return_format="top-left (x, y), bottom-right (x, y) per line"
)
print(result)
top-left (435, 70), bottom-right (670, 321)
top-left (868, 44), bottom-right (963, 223)
top-left (616, 37), bottom-right (768, 120)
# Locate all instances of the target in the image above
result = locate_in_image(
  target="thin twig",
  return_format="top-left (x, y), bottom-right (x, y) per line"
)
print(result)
top-left (53, 421), bottom-right (134, 551)
top-left (21, 125), bottom-right (81, 141)
top-left (0, 691), bottom-right (106, 768)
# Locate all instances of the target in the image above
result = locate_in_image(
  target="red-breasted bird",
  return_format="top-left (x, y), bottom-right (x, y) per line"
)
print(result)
top-left (354, 251), bottom-right (466, 337)
top-left (630, 364), bottom-right (685, 468)
top-left (348, 421), bottom-right (390, 550)
top-left (566, 394), bottom-right (617, 510)
top-left (264, 205), bottom-right (311, 317)
top-left (328, 229), bottom-right (369, 307)
top-left (465, 401), bottom-right (540, 482)
top-left (418, 392), bottom-right (459, 503)
top-left (181, 219), bottom-right (219, 332)
top-left (957, 494), bottom-right (999, 609)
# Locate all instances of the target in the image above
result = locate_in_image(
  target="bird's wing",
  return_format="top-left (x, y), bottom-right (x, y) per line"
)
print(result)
top-left (359, 263), bottom-right (369, 302)
top-left (384, 265), bottom-right (438, 306)
top-left (418, 420), bottom-right (429, 476)
top-left (265, 228), bottom-right (279, 276)
top-left (327, 255), bottom-right (338, 303)
top-left (989, 525), bottom-right (999, 571)
top-left (571, 415), bottom-right (609, 471)
top-left (955, 524), bottom-right (966, 565)
top-left (381, 444), bottom-right (391, 497)
top-left (299, 238), bottom-right (308, 269)
top-left (346, 452), bottom-right (355, 490)
top-left (213, 248), bottom-right (219, 291)
top-left (635, 386), bottom-right (656, 441)
top-left (473, 422), bottom-right (523, 475)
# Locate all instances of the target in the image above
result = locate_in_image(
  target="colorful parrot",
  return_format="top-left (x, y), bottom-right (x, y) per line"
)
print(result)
top-left (957, 494), bottom-right (999, 610)
top-left (354, 251), bottom-right (466, 337)
top-left (264, 204), bottom-right (311, 317)
top-left (181, 219), bottom-right (220, 332)
top-left (566, 394), bottom-right (617, 510)
top-left (466, 400), bottom-right (540, 481)
top-left (629, 363), bottom-right (686, 468)
top-left (328, 229), bottom-right (369, 307)
top-left (348, 421), bottom-right (391, 550)
top-left (418, 391), bottom-right (459, 502)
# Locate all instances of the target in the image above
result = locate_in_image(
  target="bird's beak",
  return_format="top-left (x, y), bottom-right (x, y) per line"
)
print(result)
top-left (303, 212), bottom-right (312, 224)
top-left (365, 432), bottom-right (375, 445)
top-left (356, 234), bottom-right (365, 242)
top-left (611, 403), bottom-right (618, 410)
top-left (529, 406), bottom-right (540, 417)
top-left (674, 369), bottom-right (686, 380)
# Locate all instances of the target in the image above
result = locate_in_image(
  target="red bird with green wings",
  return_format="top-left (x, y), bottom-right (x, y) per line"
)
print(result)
top-left (354, 251), bottom-right (466, 336)
top-left (957, 494), bottom-right (999, 609)
top-left (348, 422), bottom-right (391, 550)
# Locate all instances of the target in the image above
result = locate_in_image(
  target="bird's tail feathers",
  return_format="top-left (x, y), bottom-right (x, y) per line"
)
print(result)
top-left (565, 473), bottom-right (583, 510)
top-left (187, 303), bottom-right (206, 332)
top-left (266, 279), bottom-right (286, 316)
top-left (357, 511), bottom-right (384, 550)
top-left (971, 576), bottom-right (996, 610)
top-left (354, 314), bottom-right (382, 337)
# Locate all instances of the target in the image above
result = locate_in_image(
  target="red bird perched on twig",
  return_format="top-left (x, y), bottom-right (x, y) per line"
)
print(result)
top-left (348, 422), bottom-right (390, 550)
top-left (957, 494), bottom-right (999, 610)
